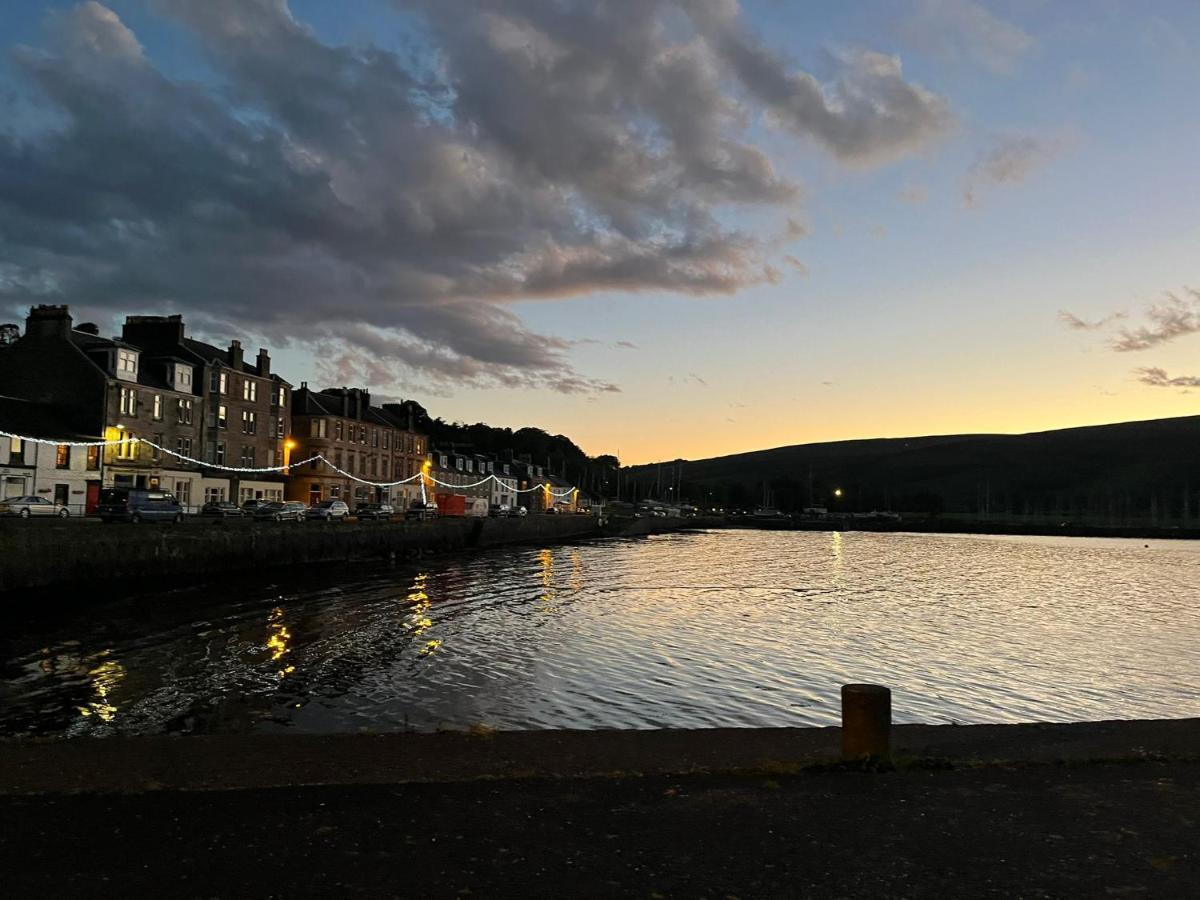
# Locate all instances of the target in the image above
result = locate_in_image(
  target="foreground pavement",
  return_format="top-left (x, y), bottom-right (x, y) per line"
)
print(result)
top-left (3, 762), bottom-right (1198, 897)
top-left (3, 720), bottom-right (1198, 897)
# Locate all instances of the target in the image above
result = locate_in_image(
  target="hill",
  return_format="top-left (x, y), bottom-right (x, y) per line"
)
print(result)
top-left (623, 416), bottom-right (1200, 523)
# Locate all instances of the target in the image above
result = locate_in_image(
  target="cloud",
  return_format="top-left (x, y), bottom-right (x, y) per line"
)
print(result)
top-left (1111, 289), bottom-right (1200, 352)
top-left (898, 184), bottom-right (928, 205)
top-left (1057, 309), bottom-right (1127, 331)
top-left (1134, 367), bottom-right (1200, 388)
top-left (963, 133), bottom-right (1066, 207)
top-left (615, 340), bottom-right (638, 350)
top-left (0, 1), bottom-right (953, 395)
top-left (899, 0), bottom-right (1033, 75)
top-left (783, 254), bottom-right (809, 277)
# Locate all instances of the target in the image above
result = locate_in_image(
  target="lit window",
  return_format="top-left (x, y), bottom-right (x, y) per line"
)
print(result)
top-left (117, 433), bottom-right (138, 459)
top-left (119, 387), bottom-right (138, 416)
top-left (177, 398), bottom-right (193, 424)
top-left (219, 372), bottom-right (228, 395)
top-left (243, 380), bottom-right (257, 402)
top-left (153, 394), bottom-right (163, 420)
top-left (55, 444), bottom-right (70, 469)
top-left (242, 410), bottom-right (257, 434)
top-left (217, 405), bottom-right (228, 429)
top-left (276, 386), bottom-right (286, 407)
top-left (117, 350), bottom-right (138, 374)
top-left (215, 442), bottom-right (226, 464)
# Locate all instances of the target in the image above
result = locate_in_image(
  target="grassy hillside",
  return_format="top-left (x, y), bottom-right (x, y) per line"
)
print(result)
top-left (623, 416), bottom-right (1200, 522)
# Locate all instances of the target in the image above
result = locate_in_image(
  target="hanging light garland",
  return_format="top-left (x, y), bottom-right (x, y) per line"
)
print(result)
top-left (0, 428), bottom-right (583, 496)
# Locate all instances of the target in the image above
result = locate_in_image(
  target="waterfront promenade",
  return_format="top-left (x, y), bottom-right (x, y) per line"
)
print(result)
top-left (3, 719), bottom-right (1198, 896)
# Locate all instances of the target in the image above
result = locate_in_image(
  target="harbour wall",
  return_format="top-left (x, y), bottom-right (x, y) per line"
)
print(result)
top-left (0, 515), bottom-right (606, 594)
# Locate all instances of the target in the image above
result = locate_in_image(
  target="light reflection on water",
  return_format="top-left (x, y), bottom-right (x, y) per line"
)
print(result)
top-left (2, 530), bottom-right (1199, 737)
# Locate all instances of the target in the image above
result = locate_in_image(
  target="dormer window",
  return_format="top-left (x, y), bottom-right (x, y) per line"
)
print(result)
top-left (116, 349), bottom-right (139, 382)
top-left (170, 363), bottom-right (192, 391)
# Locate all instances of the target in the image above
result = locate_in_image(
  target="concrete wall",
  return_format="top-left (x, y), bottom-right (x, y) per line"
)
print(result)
top-left (0, 515), bottom-right (601, 594)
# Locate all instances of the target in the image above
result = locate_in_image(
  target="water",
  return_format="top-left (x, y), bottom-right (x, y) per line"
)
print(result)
top-left (2, 530), bottom-right (1198, 737)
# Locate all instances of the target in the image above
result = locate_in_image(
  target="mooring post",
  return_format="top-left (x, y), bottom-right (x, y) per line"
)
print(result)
top-left (841, 683), bottom-right (891, 760)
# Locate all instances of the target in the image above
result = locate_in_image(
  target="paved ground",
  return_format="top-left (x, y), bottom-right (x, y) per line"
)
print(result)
top-left (3, 761), bottom-right (1198, 897)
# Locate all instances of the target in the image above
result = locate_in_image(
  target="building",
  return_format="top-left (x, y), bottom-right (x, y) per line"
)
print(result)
top-left (0, 395), bottom-right (101, 512)
top-left (429, 448), bottom-right (495, 508)
top-left (0, 307), bottom-right (207, 507)
top-left (120, 316), bottom-right (292, 506)
top-left (491, 459), bottom-right (519, 511)
top-left (286, 386), bottom-right (427, 509)
top-left (0, 307), bottom-right (295, 510)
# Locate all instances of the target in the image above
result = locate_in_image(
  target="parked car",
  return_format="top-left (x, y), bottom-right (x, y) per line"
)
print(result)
top-left (0, 495), bottom-right (70, 518)
top-left (488, 503), bottom-right (510, 517)
top-left (306, 499), bottom-right (350, 521)
top-left (406, 501), bottom-right (438, 520)
top-left (254, 500), bottom-right (307, 522)
top-left (354, 502), bottom-right (394, 521)
top-left (200, 501), bottom-right (243, 518)
top-left (514, 505), bottom-right (528, 517)
top-left (98, 488), bottom-right (183, 523)
top-left (241, 499), bottom-right (268, 514)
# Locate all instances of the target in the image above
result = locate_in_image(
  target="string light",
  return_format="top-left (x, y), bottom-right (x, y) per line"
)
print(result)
top-left (0, 428), bottom-right (584, 497)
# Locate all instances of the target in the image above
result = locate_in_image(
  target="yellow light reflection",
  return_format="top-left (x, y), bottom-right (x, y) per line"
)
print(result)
top-left (404, 572), bottom-right (440, 653)
top-left (570, 550), bottom-right (584, 594)
top-left (77, 657), bottom-right (126, 722)
top-left (831, 531), bottom-right (844, 571)
top-left (266, 606), bottom-right (292, 662)
top-left (539, 548), bottom-right (557, 613)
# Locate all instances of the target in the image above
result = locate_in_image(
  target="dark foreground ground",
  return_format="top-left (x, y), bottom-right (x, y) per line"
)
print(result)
top-left (3, 721), bottom-right (1199, 897)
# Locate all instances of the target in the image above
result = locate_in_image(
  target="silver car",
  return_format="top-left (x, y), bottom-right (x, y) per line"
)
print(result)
top-left (0, 495), bottom-right (70, 518)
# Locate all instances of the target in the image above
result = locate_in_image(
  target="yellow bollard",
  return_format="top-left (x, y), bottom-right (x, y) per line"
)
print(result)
top-left (841, 683), bottom-right (891, 760)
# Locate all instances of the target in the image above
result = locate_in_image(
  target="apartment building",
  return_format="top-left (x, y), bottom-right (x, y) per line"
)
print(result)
top-left (286, 386), bottom-right (427, 509)
top-left (121, 316), bottom-right (292, 505)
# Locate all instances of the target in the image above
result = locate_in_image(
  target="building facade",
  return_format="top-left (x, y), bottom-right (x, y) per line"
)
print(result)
top-left (286, 386), bottom-right (427, 509)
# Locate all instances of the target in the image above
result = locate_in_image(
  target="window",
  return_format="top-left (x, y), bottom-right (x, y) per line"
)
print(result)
top-left (242, 410), bottom-right (257, 435)
top-left (383, 432), bottom-right (390, 450)
top-left (219, 371), bottom-right (228, 395)
top-left (204, 486), bottom-right (226, 504)
top-left (309, 418), bottom-right (327, 438)
top-left (177, 398), bottom-right (193, 424)
top-left (55, 444), bottom-right (70, 469)
top-left (152, 394), bottom-right (163, 420)
top-left (119, 387), bottom-right (138, 416)
top-left (116, 433), bottom-right (138, 460)
top-left (86, 445), bottom-right (100, 471)
top-left (242, 380), bottom-right (257, 402)
top-left (217, 405), bottom-right (228, 429)
top-left (151, 432), bottom-right (163, 461)
top-left (175, 437), bottom-right (192, 458)
top-left (175, 479), bottom-right (191, 508)
top-left (466, 459), bottom-right (474, 473)
top-left (415, 439), bottom-right (423, 455)
top-left (268, 417), bottom-right (276, 438)
top-left (335, 421), bottom-right (343, 441)
top-left (346, 452), bottom-right (354, 473)
top-left (240, 446), bottom-right (255, 467)
top-left (360, 426), bottom-right (367, 445)
top-left (334, 450), bottom-right (342, 468)
top-left (117, 350), bottom-right (138, 375)
top-left (372, 429), bottom-right (379, 448)
top-left (215, 442), bottom-right (226, 465)
top-left (456, 458), bottom-right (464, 472)
top-left (277, 416), bottom-right (285, 439)
top-left (276, 386), bottom-right (286, 407)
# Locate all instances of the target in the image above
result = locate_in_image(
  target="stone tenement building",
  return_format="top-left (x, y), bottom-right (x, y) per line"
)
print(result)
top-left (287, 385), bottom-right (428, 508)
top-left (0, 306), bottom-right (292, 510)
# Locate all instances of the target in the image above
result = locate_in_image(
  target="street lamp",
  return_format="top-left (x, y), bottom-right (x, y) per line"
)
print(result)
top-left (283, 438), bottom-right (297, 475)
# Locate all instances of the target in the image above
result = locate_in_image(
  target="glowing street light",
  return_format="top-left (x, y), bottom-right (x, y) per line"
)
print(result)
top-left (833, 488), bottom-right (843, 498)
top-left (283, 437), bottom-right (297, 474)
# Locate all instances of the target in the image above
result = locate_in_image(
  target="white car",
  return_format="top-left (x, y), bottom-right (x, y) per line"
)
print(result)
top-left (0, 496), bottom-right (70, 518)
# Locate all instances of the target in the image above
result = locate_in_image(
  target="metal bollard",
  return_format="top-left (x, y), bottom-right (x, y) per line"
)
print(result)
top-left (841, 683), bottom-right (891, 760)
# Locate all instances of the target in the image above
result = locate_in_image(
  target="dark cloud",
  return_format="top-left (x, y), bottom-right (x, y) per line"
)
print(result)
top-left (1057, 309), bottom-right (1127, 331)
top-left (1111, 289), bottom-right (1200, 351)
top-left (1135, 367), bottom-right (1200, 388)
top-left (1, 0), bottom-right (953, 394)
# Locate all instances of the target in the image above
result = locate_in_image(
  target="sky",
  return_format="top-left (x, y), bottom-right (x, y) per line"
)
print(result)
top-left (1, 1), bottom-right (1199, 464)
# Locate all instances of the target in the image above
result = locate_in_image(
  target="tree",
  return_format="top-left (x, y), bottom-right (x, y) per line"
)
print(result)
top-left (0, 324), bottom-right (18, 346)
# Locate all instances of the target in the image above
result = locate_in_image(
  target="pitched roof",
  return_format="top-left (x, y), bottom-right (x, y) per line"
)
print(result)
top-left (0, 394), bottom-right (96, 441)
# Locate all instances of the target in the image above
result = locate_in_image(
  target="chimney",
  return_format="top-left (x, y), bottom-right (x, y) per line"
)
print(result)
top-left (25, 305), bottom-right (73, 340)
top-left (122, 314), bottom-right (185, 349)
top-left (256, 347), bottom-right (270, 377)
top-left (228, 339), bottom-right (243, 371)
top-left (76, 322), bottom-right (100, 336)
